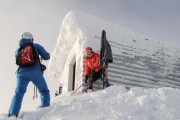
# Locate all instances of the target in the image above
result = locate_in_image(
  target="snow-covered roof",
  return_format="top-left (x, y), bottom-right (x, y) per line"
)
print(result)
top-left (48, 10), bottom-right (180, 89)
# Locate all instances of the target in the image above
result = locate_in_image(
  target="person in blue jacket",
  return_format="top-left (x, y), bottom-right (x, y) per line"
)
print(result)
top-left (8, 32), bottom-right (50, 117)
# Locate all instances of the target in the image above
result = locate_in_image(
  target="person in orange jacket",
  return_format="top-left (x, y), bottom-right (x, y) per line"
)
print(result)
top-left (84, 47), bottom-right (110, 91)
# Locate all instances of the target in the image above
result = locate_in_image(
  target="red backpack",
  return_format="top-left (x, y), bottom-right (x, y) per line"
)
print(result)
top-left (16, 44), bottom-right (39, 67)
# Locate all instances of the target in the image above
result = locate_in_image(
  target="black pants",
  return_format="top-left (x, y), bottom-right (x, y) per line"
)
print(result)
top-left (91, 69), bottom-right (102, 82)
top-left (87, 69), bottom-right (102, 89)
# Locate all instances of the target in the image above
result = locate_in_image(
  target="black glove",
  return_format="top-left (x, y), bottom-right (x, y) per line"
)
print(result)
top-left (85, 76), bottom-right (89, 83)
top-left (40, 64), bottom-right (46, 72)
top-left (91, 68), bottom-right (95, 74)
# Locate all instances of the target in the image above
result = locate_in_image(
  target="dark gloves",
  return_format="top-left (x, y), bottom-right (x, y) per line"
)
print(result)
top-left (85, 76), bottom-right (89, 83)
top-left (91, 68), bottom-right (95, 74)
top-left (40, 64), bottom-right (46, 72)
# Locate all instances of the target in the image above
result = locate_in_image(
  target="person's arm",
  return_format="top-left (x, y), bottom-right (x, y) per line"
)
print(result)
top-left (94, 53), bottom-right (100, 69)
top-left (85, 58), bottom-right (94, 82)
top-left (34, 44), bottom-right (50, 60)
top-left (85, 59), bottom-right (91, 76)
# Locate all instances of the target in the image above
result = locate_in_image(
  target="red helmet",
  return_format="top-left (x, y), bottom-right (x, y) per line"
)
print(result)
top-left (84, 47), bottom-right (93, 57)
top-left (84, 47), bottom-right (92, 52)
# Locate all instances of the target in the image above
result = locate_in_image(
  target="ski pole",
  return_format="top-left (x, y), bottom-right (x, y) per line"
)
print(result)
top-left (35, 86), bottom-right (38, 99)
top-left (87, 80), bottom-right (92, 89)
top-left (70, 82), bottom-right (84, 96)
top-left (33, 86), bottom-right (38, 100)
top-left (87, 72), bottom-right (93, 91)
top-left (33, 86), bottom-right (35, 100)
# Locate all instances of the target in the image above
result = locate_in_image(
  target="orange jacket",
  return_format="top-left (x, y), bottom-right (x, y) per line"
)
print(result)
top-left (84, 52), bottom-right (101, 76)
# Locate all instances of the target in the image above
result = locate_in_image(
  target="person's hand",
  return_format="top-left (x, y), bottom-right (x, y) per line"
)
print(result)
top-left (91, 68), bottom-right (95, 74)
top-left (85, 76), bottom-right (89, 83)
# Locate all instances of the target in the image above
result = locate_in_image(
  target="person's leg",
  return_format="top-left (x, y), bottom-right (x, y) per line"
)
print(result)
top-left (87, 70), bottom-right (102, 90)
top-left (104, 68), bottom-right (110, 87)
top-left (9, 74), bottom-right (30, 117)
top-left (30, 71), bottom-right (50, 107)
top-left (92, 69), bottom-right (110, 88)
top-left (104, 80), bottom-right (110, 87)
top-left (92, 69), bottom-right (102, 82)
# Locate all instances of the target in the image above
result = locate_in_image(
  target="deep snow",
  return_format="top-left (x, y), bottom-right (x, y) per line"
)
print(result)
top-left (1, 85), bottom-right (180, 120)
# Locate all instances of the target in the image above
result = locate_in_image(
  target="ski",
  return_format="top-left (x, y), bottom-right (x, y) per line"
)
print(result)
top-left (100, 30), bottom-right (113, 89)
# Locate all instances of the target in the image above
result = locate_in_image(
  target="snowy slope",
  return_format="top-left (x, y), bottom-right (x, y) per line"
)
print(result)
top-left (1, 85), bottom-right (180, 120)
top-left (48, 10), bottom-right (180, 91)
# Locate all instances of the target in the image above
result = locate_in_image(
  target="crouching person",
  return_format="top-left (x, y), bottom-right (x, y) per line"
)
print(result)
top-left (83, 47), bottom-right (110, 92)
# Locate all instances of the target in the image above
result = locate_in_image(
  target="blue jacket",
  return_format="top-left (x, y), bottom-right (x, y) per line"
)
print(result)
top-left (16, 39), bottom-right (50, 73)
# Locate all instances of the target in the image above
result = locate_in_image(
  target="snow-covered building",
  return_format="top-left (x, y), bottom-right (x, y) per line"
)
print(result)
top-left (48, 11), bottom-right (180, 93)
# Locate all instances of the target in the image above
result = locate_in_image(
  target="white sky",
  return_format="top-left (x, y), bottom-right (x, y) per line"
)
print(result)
top-left (0, 0), bottom-right (179, 113)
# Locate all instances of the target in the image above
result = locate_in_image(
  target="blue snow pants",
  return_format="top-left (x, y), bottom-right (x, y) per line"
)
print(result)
top-left (8, 70), bottom-right (50, 116)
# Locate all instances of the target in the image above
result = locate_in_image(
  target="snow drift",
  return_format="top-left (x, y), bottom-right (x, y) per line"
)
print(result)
top-left (1, 86), bottom-right (180, 120)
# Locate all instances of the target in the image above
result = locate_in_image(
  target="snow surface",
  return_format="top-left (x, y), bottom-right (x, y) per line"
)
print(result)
top-left (1, 85), bottom-right (180, 120)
